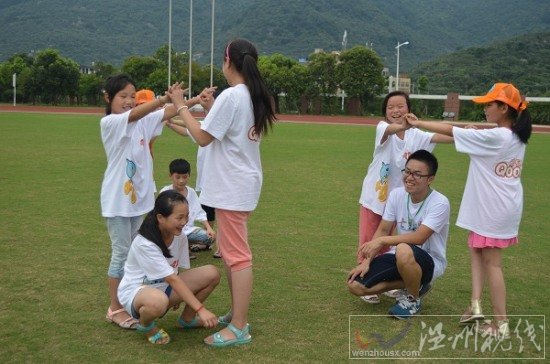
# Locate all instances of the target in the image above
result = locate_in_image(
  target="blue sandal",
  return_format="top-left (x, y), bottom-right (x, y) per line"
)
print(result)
top-left (205, 323), bottom-right (251, 347)
top-left (177, 316), bottom-right (202, 329)
top-left (137, 322), bottom-right (170, 345)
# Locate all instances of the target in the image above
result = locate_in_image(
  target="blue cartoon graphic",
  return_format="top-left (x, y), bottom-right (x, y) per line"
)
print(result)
top-left (123, 159), bottom-right (137, 204)
top-left (375, 162), bottom-right (390, 202)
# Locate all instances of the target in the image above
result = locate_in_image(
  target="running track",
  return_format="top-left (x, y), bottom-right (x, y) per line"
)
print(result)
top-left (1, 105), bottom-right (549, 133)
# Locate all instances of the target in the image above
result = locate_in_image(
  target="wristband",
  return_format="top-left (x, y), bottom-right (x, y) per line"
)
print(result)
top-left (196, 305), bottom-right (205, 313)
top-left (176, 105), bottom-right (188, 114)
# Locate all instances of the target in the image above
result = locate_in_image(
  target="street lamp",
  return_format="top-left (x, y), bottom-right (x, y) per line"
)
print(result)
top-left (395, 41), bottom-right (409, 92)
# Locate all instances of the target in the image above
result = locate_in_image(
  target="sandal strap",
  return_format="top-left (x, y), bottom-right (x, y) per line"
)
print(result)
top-left (227, 323), bottom-right (249, 339)
top-left (147, 328), bottom-right (170, 345)
top-left (137, 321), bottom-right (156, 333)
top-left (177, 316), bottom-right (200, 329)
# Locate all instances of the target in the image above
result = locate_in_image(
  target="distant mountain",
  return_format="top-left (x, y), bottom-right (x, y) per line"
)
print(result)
top-left (1, 0), bottom-right (548, 72)
top-left (411, 32), bottom-right (550, 95)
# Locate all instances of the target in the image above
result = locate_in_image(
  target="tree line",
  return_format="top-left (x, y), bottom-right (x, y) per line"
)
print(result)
top-left (0, 45), bottom-right (387, 115)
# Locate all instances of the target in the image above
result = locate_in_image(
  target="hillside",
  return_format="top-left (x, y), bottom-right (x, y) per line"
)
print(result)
top-left (0, 0), bottom-right (548, 71)
top-left (411, 32), bottom-right (550, 95)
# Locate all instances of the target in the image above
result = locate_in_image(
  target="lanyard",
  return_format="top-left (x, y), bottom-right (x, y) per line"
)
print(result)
top-left (407, 189), bottom-right (432, 231)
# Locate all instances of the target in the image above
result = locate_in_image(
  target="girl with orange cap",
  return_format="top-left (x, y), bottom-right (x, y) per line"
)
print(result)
top-left (404, 83), bottom-right (532, 339)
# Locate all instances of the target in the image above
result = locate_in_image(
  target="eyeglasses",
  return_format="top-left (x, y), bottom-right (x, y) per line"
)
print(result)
top-left (401, 169), bottom-right (432, 179)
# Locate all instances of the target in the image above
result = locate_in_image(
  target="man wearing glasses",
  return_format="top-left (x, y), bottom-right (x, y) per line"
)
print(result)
top-left (347, 149), bottom-right (450, 319)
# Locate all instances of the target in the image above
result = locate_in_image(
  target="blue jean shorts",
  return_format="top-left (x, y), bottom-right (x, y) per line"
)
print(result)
top-left (354, 244), bottom-right (434, 288)
top-left (106, 216), bottom-right (144, 278)
top-left (187, 228), bottom-right (213, 246)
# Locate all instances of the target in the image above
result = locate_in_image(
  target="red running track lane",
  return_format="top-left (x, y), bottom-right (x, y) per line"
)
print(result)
top-left (1, 104), bottom-right (549, 133)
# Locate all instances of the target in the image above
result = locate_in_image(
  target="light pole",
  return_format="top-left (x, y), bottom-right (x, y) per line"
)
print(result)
top-left (188, 0), bottom-right (193, 97)
top-left (168, 0), bottom-right (172, 87)
top-left (210, 0), bottom-right (215, 87)
top-left (395, 41), bottom-right (409, 92)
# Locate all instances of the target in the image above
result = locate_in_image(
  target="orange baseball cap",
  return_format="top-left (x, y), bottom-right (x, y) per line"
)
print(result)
top-left (135, 89), bottom-right (155, 105)
top-left (472, 83), bottom-right (527, 111)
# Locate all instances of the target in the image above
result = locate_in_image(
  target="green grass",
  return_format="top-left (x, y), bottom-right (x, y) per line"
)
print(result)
top-left (0, 112), bottom-right (548, 363)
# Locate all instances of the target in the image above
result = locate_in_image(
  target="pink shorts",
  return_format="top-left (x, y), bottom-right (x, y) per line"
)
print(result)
top-left (216, 209), bottom-right (252, 272)
top-left (468, 231), bottom-right (518, 249)
top-left (358, 206), bottom-right (390, 264)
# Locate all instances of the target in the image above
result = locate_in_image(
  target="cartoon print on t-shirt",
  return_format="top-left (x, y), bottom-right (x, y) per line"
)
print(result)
top-left (375, 161), bottom-right (390, 202)
top-left (247, 126), bottom-right (260, 142)
top-left (124, 158), bottom-right (137, 204)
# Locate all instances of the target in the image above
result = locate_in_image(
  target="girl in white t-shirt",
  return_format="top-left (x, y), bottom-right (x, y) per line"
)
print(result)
top-left (100, 74), bottom-right (199, 330)
top-left (118, 190), bottom-right (220, 345)
top-left (166, 38), bottom-right (276, 347)
top-left (405, 83), bottom-right (532, 339)
top-left (358, 91), bottom-right (453, 303)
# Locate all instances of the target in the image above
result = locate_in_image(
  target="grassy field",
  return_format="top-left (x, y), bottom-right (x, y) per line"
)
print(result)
top-left (0, 112), bottom-right (548, 363)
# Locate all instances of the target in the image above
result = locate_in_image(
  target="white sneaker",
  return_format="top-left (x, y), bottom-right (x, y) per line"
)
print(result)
top-left (360, 294), bottom-right (380, 304)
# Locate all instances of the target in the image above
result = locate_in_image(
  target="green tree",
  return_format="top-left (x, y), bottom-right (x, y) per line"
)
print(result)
top-left (418, 75), bottom-right (429, 94)
top-left (336, 46), bottom-right (385, 114)
top-left (306, 51), bottom-right (338, 113)
top-left (79, 73), bottom-right (104, 105)
top-left (27, 49), bottom-right (80, 104)
top-left (258, 53), bottom-right (303, 112)
top-left (121, 55), bottom-right (163, 90)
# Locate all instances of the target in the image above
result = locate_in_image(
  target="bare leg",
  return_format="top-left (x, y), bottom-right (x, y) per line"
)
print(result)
top-left (108, 277), bottom-right (133, 324)
top-left (170, 265), bottom-right (220, 322)
top-left (395, 244), bottom-right (422, 298)
top-left (470, 247), bottom-right (484, 301)
top-left (348, 280), bottom-right (404, 296)
top-left (482, 248), bottom-right (506, 321)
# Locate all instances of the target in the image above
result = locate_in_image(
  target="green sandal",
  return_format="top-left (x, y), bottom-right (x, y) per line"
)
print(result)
top-left (137, 322), bottom-right (170, 345)
top-left (177, 316), bottom-right (202, 329)
top-left (205, 323), bottom-right (251, 348)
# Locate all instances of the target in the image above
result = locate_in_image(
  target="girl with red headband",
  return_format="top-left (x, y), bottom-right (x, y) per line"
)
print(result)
top-left (166, 38), bottom-right (276, 347)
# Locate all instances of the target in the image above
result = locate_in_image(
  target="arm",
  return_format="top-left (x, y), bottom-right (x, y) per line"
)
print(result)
top-left (166, 119), bottom-right (189, 137)
top-left (201, 220), bottom-right (216, 240)
top-left (405, 113), bottom-right (454, 137)
top-left (164, 273), bottom-right (217, 328)
top-left (380, 122), bottom-right (409, 144)
top-left (431, 133), bottom-right (454, 144)
top-left (363, 225), bottom-right (435, 260)
top-left (166, 83), bottom-right (215, 146)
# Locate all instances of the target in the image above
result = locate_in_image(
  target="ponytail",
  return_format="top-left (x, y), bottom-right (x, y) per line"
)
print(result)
top-left (225, 39), bottom-right (276, 137)
top-left (508, 103), bottom-right (532, 144)
top-left (138, 190), bottom-right (188, 258)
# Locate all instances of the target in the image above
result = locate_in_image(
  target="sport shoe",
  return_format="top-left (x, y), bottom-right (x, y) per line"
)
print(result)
top-left (360, 294), bottom-right (380, 304)
top-left (459, 299), bottom-right (484, 324)
top-left (389, 295), bottom-right (421, 319)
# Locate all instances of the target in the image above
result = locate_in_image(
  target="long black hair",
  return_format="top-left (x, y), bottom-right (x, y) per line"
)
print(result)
top-left (103, 74), bottom-right (135, 115)
top-left (497, 101), bottom-right (532, 144)
top-left (138, 190), bottom-right (188, 258)
top-left (224, 38), bottom-right (276, 137)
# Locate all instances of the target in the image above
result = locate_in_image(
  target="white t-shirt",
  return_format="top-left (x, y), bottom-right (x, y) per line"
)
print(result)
top-left (383, 187), bottom-right (450, 281)
top-left (199, 84), bottom-right (262, 211)
top-left (118, 233), bottom-right (190, 312)
top-left (453, 127), bottom-right (525, 238)
top-left (159, 184), bottom-right (207, 235)
top-left (100, 109), bottom-right (164, 217)
top-left (359, 121), bottom-right (435, 215)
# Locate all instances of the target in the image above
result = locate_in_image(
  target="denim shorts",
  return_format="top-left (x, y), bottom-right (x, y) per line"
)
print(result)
top-left (354, 244), bottom-right (434, 288)
top-left (106, 216), bottom-right (144, 278)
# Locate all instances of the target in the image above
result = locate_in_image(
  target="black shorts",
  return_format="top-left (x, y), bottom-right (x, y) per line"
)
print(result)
top-left (354, 244), bottom-right (434, 288)
top-left (201, 204), bottom-right (215, 222)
